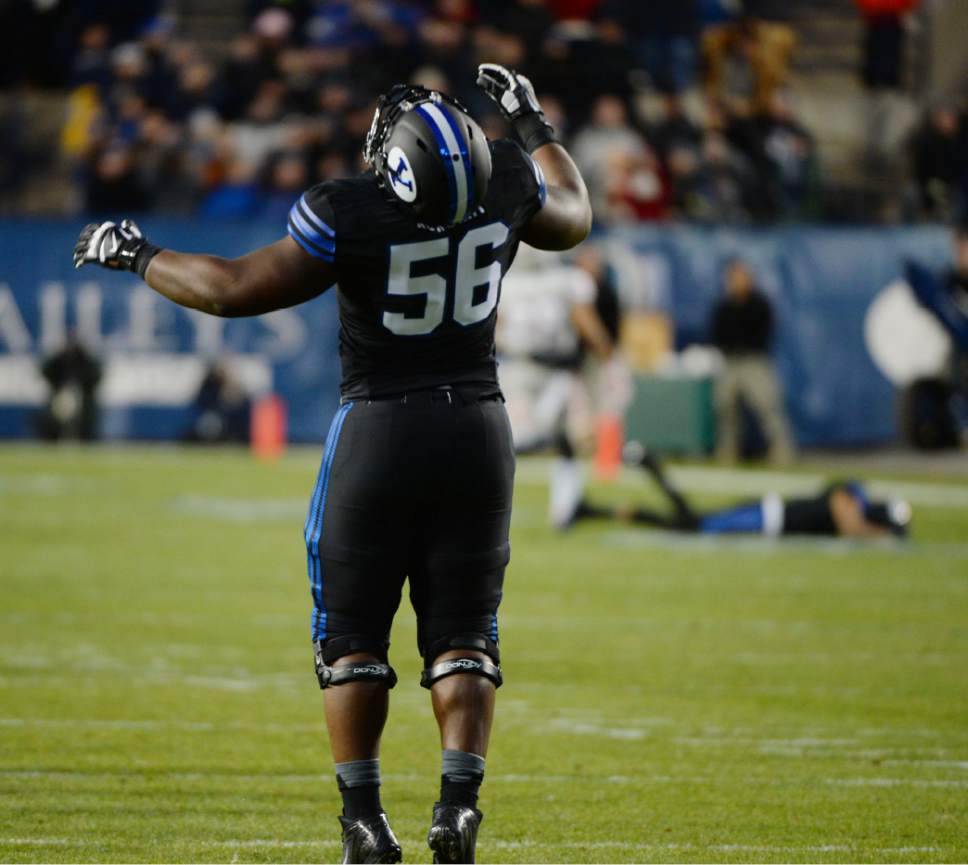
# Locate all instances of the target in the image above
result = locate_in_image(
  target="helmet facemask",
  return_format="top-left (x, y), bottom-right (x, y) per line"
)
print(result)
top-left (363, 85), bottom-right (474, 172)
top-left (364, 84), bottom-right (433, 169)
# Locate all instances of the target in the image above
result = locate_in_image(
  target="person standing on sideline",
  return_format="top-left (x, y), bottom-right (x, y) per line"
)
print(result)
top-left (73, 65), bottom-right (592, 864)
top-left (710, 258), bottom-right (795, 464)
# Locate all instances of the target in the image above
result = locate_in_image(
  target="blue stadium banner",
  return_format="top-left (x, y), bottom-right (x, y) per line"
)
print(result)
top-left (607, 223), bottom-right (952, 446)
top-left (0, 219), bottom-right (954, 445)
top-left (0, 219), bottom-right (341, 442)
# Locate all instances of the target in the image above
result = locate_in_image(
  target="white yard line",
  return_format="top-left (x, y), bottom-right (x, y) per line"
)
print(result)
top-left (827, 777), bottom-right (968, 789)
top-left (206, 839), bottom-right (946, 854)
top-left (0, 838), bottom-right (72, 846)
top-left (4, 768), bottom-right (965, 791)
top-left (673, 736), bottom-right (861, 747)
top-left (0, 769), bottom-right (691, 785)
top-left (171, 495), bottom-right (306, 523)
top-left (0, 672), bottom-right (307, 691)
top-left (0, 474), bottom-right (99, 495)
top-left (884, 759), bottom-right (968, 770)
top-left (548, 718), bottom-right (649, 740)
top-left (0, 837), bottom-right (945, 856)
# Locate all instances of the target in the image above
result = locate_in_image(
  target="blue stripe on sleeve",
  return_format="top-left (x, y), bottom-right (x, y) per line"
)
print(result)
top-left (297, 194), bottom-right (335, 237)
top-left (288, 221), bottom-right (334, 262)
top-left (289, 206), bottom-right (335, 252)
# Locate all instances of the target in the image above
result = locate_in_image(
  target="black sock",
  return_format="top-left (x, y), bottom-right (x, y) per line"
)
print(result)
top-left (335, 758), bottom-right (382, 820)
top-left (440, 749), bottom-right (485, 809)
top-left (339, 784), bottom-right (381, 820)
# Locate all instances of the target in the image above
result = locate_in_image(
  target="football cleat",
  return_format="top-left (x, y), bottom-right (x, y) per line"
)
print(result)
top-left (338, 812), bottom-right (402, 864)
top-left (427, 802), bottom-right (482, 864)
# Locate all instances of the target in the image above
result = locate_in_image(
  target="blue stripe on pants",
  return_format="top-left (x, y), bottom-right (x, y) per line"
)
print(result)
top-left (304, 402), bottom-right (353, 641)
top-left (699, 502), bottom-right (765, 535)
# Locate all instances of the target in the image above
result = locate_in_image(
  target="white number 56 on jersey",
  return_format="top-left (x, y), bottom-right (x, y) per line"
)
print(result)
top-left (383, 222), bottom-right (509, 336)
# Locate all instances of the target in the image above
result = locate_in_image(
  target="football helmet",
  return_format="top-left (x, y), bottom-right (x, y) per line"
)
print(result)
top-left (364, 84), bottom-right (491, 227)
top-left (865, 499), bottom-right (912, 537)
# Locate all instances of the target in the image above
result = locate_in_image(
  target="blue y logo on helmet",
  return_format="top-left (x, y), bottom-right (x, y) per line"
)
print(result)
top-left (387, 146), bottom-right (417, 203)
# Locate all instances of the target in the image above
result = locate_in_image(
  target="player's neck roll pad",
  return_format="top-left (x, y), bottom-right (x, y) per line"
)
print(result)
top-left (420, 656), bottom-right (503, 689)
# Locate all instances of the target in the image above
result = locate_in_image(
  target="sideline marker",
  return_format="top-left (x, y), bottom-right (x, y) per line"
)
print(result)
top-left (251, 394), bottom-right (287, 461)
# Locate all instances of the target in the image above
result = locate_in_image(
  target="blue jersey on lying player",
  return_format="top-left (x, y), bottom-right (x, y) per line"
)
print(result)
top-left (694, 480), bottom-right (910, 537)
top-left (571, 447), bottom-right (912, 539)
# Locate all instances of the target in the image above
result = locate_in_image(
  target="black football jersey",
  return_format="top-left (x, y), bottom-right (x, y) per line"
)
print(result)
top-left (781, 494), bottom-right (837, 536)
top-left (287, 138), bottom-right (547, 398)
top-left (781, 482), bottom-right (867, 535)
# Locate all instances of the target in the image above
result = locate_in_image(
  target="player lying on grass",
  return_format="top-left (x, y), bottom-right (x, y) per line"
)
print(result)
top-left (74, 64), bottom-right (591, 864)
top-left (571, 445), bottom-right (912, 538)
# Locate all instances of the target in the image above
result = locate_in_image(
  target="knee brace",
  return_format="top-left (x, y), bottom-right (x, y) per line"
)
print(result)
top-left (313, 638), bottom-right (397, 690)
top-left (420, 655), bottom-right (503, 689)
top-left (420, 633), bottom-right (503, 689)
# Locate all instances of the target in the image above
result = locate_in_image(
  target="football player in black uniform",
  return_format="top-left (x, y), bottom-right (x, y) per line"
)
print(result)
top-left (573, 445), bottom-right (912, 539)
top-left (74, 64), bottom-right (591, 864)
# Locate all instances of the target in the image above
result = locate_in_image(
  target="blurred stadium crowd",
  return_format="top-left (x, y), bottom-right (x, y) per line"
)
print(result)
top-left (1, 0), bottom-right (966, 455)
top-left (1, 0), bottom-right (964, 224)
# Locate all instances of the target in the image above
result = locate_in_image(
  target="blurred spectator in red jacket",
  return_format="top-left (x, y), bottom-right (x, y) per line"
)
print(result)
top-left (546, 0), bottom-right (601, 21)
top-left (604, 146), bottom-right (670, 222)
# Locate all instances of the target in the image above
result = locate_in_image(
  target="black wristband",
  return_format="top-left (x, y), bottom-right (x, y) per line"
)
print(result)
top-left (512, 111), bottom-right (557, 153)
top-left (133, 242), bottom-right (162, 278)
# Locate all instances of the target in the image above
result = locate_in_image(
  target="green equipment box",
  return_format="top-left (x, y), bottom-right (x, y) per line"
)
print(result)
top-left (625, 375), bottom-right (715, 456)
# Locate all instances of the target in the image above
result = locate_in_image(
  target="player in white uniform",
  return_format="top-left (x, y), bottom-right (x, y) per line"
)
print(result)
top-left (496, 245), bottom-right (617, 527)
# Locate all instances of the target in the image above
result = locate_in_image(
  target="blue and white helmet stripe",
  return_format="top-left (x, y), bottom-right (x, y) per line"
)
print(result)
top-left (414, 101), bottom-right (470, 224)
top-left (436, 104), bottom-right (475, 218)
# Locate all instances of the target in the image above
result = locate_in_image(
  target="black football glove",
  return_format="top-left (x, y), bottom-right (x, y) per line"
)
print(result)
top-left (476, 63), bottom-right (556, 153)
top-left (73, 218), bottom-right (161, 277)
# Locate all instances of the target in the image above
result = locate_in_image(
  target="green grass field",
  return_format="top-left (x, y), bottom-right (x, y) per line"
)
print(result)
top-left (1, 444), bottom-right (966, 863)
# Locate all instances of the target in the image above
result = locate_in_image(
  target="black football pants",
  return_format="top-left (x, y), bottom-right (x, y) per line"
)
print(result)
top-left (304, 387), bottom-right (514, 667)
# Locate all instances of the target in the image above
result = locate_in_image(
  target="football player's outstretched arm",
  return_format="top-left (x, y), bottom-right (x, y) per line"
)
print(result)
top-left (522, 143), bottom-right (592, 251)
top-left (73, 220), bottom-right (335, 317)
top-left (477, 63), bottom-right (592, 251)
